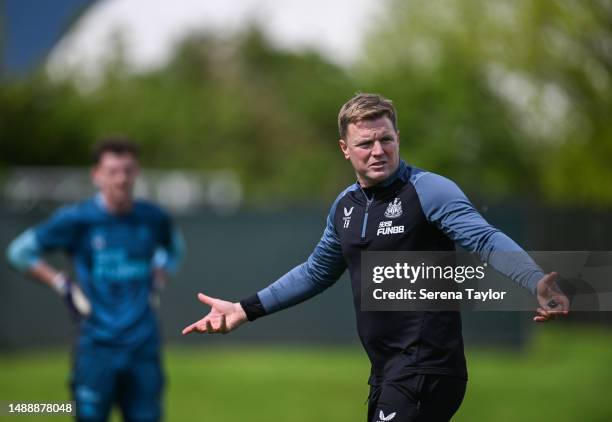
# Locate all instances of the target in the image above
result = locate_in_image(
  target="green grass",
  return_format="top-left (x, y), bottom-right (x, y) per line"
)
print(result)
top-left (1, 326), bottom-right (611, 421)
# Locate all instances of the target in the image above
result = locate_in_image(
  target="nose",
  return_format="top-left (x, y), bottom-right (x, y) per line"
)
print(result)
top-left (371, 140), bottom-right (384, 156)
top-left (115, 170), bottom-right (130, 185)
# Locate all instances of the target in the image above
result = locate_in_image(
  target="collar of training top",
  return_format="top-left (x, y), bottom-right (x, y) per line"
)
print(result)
top-left (359, 160), bottom-right (408, 194)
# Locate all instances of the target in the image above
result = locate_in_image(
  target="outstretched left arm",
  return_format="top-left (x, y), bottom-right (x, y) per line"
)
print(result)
top-left (412, 171), bottom-right (569, 322)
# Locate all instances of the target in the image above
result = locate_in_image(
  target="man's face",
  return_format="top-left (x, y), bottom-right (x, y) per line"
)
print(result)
top-left (339, 116), bottom-right (400, 188)
top-left (92, 152), bottom-right (139, 208)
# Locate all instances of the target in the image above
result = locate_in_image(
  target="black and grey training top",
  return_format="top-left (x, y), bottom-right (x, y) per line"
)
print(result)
top-left (241, 160), bottom-right (543, 383)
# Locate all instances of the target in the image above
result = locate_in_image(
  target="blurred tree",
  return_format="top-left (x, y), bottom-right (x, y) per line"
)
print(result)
top-left (360, 0), bottom-right (612, 206)
top-left (1, 1), bottom-right (610, 208)
top-left (85, 28), bottom-right (360, 204)
top-left (0, 75), bottom-right (94, 166)
top-left (0, 28), bottom-right (358, 205)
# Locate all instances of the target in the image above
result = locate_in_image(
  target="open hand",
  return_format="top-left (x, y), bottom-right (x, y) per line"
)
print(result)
top-left (182, 293), bottom-right (248, 335)
top-left (534, 272), bottom-right (570, 322)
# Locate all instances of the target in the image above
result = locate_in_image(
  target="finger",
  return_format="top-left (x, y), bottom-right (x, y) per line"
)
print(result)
top-left (219, 314), bottom-right (228, 333)
top-left (534, 308), bottom-right (550, 322)
top-left (183, 315), bottom-right (215, 335)
top-left (198, 293), bottom-right (216, 306)
top-left (540, 307), bottom-right (570, 321)
top-left (543, 303), bottom-right (560, 317)
top-left (547, 310), bottom-right (567, 319)
top-left (206, 319), bottom-right (215, 334)
top-left (541, 272), bottom-right (558, 289)
top-left (557, 295), bottom-right (570, 314)
top-left (182, 321), bottom-right (200, 335)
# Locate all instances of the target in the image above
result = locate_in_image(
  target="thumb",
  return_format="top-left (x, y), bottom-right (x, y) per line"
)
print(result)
top-left (197, 293), bottom-right (216, 307)
top-left (540, 272), bottom-right (558, 289)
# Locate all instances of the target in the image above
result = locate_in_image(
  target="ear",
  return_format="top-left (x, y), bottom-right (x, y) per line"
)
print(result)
top-left (396, 130), bottom-right (400, 146)
top-left (339, 139), bottom-right (350, 160)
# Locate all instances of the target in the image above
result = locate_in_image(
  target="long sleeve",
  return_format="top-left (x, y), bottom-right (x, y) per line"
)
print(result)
top-left (240, 189), bottom-right (350, 320)
top-left (152, 226), bottom-right (185, 275)
top-left (6, 229), bottom-right (42, 272)
top-left (412, 171), bottom-right (544, 294)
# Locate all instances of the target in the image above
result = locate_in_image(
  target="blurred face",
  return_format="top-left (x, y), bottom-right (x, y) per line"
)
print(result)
top-left (339, 116), bottom-right (400, 188)
top-left (92, 152), bottom-right (139, 211)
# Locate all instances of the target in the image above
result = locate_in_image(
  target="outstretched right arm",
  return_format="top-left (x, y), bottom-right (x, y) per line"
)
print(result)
top-left (182, 191), bottom-right (349, 335)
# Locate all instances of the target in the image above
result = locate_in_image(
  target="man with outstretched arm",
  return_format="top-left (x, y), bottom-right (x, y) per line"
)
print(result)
top-left (7, 138), bottom-right (184, 422)
top-left (182, 93), bottom-right (568, 422)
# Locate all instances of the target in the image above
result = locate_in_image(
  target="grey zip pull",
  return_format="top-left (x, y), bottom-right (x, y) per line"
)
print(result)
top-left (361, 189), bottom-right (374, 240)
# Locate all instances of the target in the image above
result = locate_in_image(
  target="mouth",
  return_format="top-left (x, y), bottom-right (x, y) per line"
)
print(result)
top-left (113, 187), bottom-right (131, 195)
top-left (369, 161), bottom-right (387, 169)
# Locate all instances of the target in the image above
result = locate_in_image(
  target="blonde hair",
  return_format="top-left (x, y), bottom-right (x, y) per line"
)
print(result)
top-left (337, 93), bottom-right (398, 139)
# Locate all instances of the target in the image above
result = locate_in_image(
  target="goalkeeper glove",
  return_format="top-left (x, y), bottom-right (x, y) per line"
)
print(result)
top-left (51, 273), bottom-right (91, 320)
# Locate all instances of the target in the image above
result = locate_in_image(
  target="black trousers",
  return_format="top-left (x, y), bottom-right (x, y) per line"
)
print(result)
top-left (368, 374), bottom-right (467, 422)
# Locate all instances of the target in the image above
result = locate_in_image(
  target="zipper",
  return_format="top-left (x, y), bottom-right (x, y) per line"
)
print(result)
top-left (360, 189), bottom-right (374, 240)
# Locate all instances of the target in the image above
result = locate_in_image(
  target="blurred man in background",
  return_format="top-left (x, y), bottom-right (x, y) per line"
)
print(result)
top-left (7, 138), bottom-right (183, 422)
top-left (182, 93), bottom-right (568, 422)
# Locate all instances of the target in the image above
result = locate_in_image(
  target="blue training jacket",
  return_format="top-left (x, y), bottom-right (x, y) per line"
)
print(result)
top-left (7, 195), bottom-right (183, 347)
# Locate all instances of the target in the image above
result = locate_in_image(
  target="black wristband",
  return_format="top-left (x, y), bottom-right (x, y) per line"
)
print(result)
top-left (239, 294), bottom-right (267, 322)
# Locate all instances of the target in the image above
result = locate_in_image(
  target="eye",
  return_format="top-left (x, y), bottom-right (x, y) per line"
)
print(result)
top-left (357, 141), bottom-right (373, 149)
